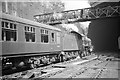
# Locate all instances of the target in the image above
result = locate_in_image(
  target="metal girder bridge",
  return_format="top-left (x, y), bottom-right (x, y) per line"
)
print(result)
top-left (34, 5), bottom-right (120, 25)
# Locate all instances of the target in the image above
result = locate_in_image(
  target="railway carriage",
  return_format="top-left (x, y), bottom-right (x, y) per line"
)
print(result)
top-left (0, 13), bottom-right (84, 70)
top-left (0, 13), bottom-right (62, 69)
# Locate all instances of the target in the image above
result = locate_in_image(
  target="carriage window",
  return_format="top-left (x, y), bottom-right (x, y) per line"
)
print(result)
top-left (40, 29), bottom-right (49, 43)
top-left (1, 21), bottom-right (17, 41)
top-left (14, 24), bottom-right (16, 29)
top-left (5, 22), bottom-right (9, 28)
top-left (56, 32), bottom-right (60, 44)
top-left (2, 21), bottom-right (4, 28)
top-left (51, 33), bottom-right (55, 42)
top-left (10, 23), bottom-right (13, 29)
top-left (24, 26), bottom-right (35, 42)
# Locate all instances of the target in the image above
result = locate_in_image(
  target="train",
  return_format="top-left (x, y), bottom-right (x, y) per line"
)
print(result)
top-left (0, 13), bottom-right (90, 70)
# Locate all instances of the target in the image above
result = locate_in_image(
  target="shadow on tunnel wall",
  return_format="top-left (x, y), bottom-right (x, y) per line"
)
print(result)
top-left (88, 17), bottom-right (120, 53)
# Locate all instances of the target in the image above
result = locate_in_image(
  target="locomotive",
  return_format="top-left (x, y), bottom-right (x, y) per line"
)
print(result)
top-left (0, 13), bottom-right (84, 70)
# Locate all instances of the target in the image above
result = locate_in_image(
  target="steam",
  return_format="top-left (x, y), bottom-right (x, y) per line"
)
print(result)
top-left (61, 24), bottom-right (79, 32)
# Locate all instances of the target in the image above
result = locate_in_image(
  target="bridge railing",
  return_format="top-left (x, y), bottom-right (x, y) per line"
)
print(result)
top-left (34, 5), bottom-right (120, 25)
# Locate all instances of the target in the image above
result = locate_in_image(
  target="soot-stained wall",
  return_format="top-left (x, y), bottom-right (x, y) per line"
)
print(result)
top-left (88, 17), bottom-right (120, 52)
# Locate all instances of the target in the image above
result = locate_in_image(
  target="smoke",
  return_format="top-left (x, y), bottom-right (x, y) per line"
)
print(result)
top-left (60, 21), bottom-right (91, 35)
top-left (61, 24), bottom-right (79, 32)
top-left (79, 21), bottom-right (91, 30)
top-left (60, 0), bottom-right (91, 34)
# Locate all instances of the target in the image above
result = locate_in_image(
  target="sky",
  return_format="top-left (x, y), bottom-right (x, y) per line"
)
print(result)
top-left (62, 0), bottom-right (91, 10)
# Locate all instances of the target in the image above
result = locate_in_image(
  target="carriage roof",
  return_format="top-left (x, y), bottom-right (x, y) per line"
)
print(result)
top-left (0, 13), bottom-right (61, 31)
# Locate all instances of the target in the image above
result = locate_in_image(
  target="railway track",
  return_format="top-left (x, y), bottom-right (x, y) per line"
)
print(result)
top-left (2, 53), bottom-right (118, 79)
top-left (2, 53), bottom-right (83, 76)
top-left (38, 56), bottom-right (104, 78)
top-left (45, 56), bottom-right (116, 79)
top-left (63, 59), bottom-right (109, 78)
top-left (68, 57), bottom-right (118, 79)
top-left (2, 54), bottom-right (97, 79)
